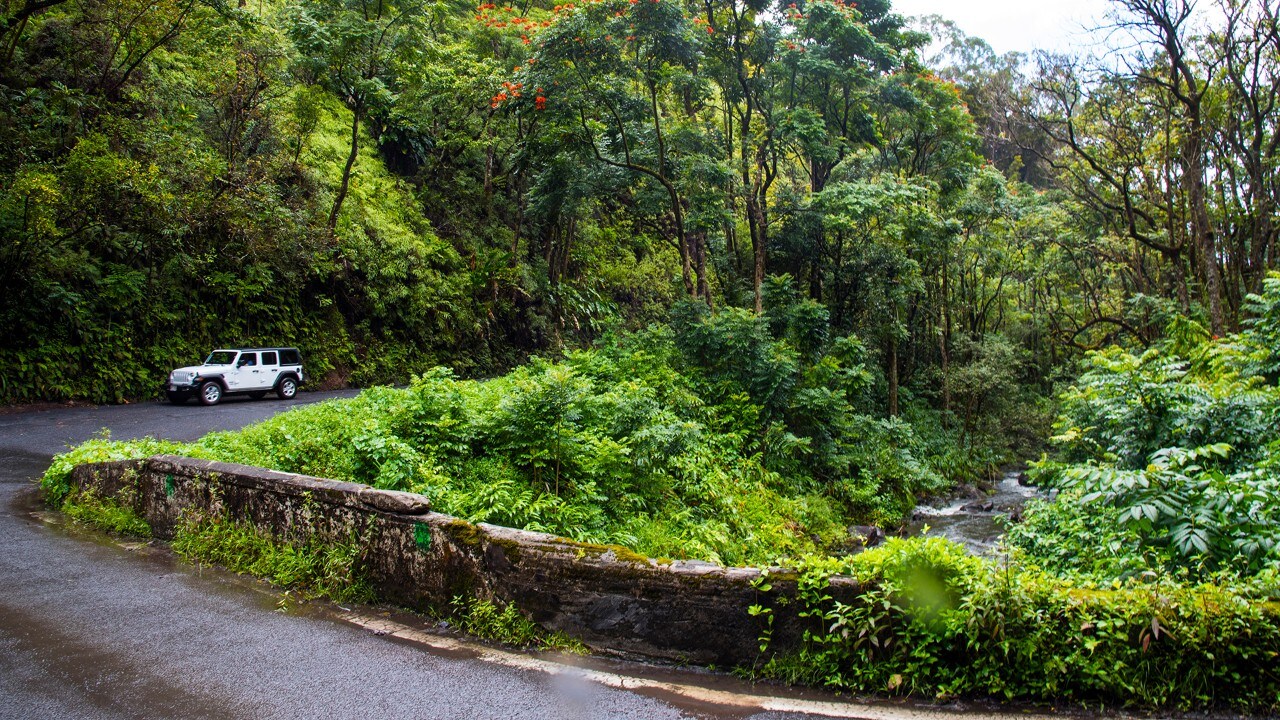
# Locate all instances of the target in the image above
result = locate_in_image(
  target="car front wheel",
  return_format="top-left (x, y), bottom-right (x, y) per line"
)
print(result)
top-left (198, 381), bottom-right (223, 406)
top-left (276, 376), bottom-right (298, 400)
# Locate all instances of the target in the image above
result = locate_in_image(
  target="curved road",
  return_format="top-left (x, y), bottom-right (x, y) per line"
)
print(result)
top-left (0, 393), bottom-right (1054, 720)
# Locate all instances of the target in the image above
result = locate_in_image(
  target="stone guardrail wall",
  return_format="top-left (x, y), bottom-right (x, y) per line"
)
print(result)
top-left (69, 455), bottom-right (869, 666)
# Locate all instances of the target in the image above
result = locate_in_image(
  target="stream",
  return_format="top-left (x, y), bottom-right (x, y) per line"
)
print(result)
top-left (903, 471), bottom-right (1046, 555)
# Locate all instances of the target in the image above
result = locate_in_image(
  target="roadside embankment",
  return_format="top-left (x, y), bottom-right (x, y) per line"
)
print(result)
top-left (67, 455), bottom-right (844, 666)
top-left (64, 455), bottom-right (1280, 712)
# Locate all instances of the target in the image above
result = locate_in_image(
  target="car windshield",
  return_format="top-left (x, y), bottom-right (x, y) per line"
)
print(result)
top-left (205, 351), bottom-right (237, 365)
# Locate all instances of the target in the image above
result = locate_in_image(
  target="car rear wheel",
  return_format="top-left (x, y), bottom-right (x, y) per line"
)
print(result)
top-left (198, 381), bottom-right (223, 406)
top-left (166, 391), bottom-right (190, 405)
top-left (276, 376), bottom-right (298, 400)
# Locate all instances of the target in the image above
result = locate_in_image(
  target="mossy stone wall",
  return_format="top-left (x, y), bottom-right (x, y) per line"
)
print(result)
top-left (69, 455), bottom-right (866, 665)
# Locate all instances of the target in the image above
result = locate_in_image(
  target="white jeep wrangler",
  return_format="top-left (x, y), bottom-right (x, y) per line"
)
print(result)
top-left (166, 348), bottom-right (306, 406)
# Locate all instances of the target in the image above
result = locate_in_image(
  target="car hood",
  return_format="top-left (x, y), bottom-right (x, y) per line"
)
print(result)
top-left (172, 364), bottom-right (233, 375)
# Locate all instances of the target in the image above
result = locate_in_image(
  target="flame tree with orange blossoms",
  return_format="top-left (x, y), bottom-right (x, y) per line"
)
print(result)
top-left (493, 0), bottom-right (722, 304)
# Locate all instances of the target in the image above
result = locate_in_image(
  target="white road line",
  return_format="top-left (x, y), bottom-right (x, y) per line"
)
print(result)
top-left (340, 612), bottom-right (1064, 720)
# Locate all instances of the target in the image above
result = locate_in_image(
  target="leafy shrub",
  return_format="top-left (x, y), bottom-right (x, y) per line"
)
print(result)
top-left (1013, 276), bottom-right (1280, 582)
top-left (758, 538), bottom-right (1280, 711)
top-left (43, 312), bottom-right (970, 567)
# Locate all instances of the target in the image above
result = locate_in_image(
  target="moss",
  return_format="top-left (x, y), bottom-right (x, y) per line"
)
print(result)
top-left (762, 568), bottom-right (800, 583)
top-left (570, 541), bottom-right (652, 566)
top-left (486, 535), bottom-right (523, 564)
top-left (440, 519), bottom-right (524, 564)
top-left (443, 518), bottom-right (484, 547)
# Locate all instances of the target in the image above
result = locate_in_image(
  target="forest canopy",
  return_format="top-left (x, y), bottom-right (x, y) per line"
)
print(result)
top-left (3, 0), bottom-right (1276, 406)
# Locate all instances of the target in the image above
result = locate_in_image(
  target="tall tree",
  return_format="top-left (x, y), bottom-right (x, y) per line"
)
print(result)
top-left (511, 0), bottom-right (722, 304)
top-left (290, 0), bottom-right (427, 233)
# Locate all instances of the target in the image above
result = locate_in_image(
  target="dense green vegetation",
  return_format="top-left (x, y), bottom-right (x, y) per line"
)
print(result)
top-left (173, 512), bottom-right (374, 602)
top-left (450, 595), bottom-right (587, 651)
top-left (44, 303), bottom-right (991, 566)
top-left (1010, 275), bottom-right (1280, 584)
top-left (754, 539), bottom-right (1280, 710)
top-left (61, 486), bottom-right (153, 537)
top-left (0, 0), bottom-right (1138, 410)
top-left (16, 0), bottom-right (1280, 709)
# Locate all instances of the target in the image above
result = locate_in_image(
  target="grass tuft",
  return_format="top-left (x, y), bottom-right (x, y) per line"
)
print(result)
top-left (62, 487), bottom-right (152, 537)
top-left (449, 595), bottom-right (587, 653)
top-left (172, 513), bottom-right (373, 604)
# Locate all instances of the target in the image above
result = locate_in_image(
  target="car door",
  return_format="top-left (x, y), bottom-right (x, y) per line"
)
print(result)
top-left (228, 352), bottom-right (259, 390)
top-left (260, 350), bottom-right (281, 389)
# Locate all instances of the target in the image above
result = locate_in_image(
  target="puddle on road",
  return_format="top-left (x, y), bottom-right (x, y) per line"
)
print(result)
top-left (0, 600), bottom-right (245, 720)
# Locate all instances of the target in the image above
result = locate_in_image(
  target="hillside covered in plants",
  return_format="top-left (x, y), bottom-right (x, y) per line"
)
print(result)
top-left (20, 0), bottom-right (1280, 707)
top-left (13, 0), bottom-right (1275, 413)
top-left (41, 276), bottom-right (1280, 710)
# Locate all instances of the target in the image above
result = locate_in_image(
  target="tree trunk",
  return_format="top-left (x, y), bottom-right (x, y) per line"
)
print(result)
top-left (693, 231), bottom-right (711, 307)
top-left (888, 336), bottom-right (899, 417)
top-left (328, 105), bottom-right (360, 233)
top-left (1185, 125), bottom-right (1225, 334)
top-left (940, 259), bottom-right (951, 415)
top-left (746, 190), bottom-right (766, 313)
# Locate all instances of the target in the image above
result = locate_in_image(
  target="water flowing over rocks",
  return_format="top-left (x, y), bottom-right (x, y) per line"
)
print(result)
top-left (904, 471), bottom-right (1044, 554)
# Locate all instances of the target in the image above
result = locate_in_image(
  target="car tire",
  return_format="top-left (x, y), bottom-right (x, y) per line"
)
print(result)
top-left (248, 391), bottom-right (266, 400)
top-left (276, 376), bottom-right (298, 400)
top-left (198, 381), bottom-right (223, 406)
top-left (166, 391), bottom-right (190, 405)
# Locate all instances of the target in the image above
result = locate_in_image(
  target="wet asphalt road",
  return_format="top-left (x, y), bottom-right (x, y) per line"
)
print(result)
top-left (0, 392), bottom-right (819, 720)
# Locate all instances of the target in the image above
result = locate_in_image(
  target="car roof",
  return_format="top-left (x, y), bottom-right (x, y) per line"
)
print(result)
top-left (211, 347), bottom-right (300, 352)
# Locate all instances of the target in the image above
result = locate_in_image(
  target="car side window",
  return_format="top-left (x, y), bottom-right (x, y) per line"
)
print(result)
top-left (280, 349), bottom-right (300, 365)
top-left (261, 351), bottom-right (278, 365)
top-left (238, 353), bottom-right (257, 367)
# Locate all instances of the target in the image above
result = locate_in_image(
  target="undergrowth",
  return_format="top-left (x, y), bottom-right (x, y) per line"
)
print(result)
top-left (61, 487), bottom-right (152, 538)
top-left (171, 513), bottom-right (373, 604)
top-left (751, 538), bottom-right (1280, 712)
top-left (42, 310), bottom-right (1017, 568)
top-left (449, 595), bottom-right (587, 653)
